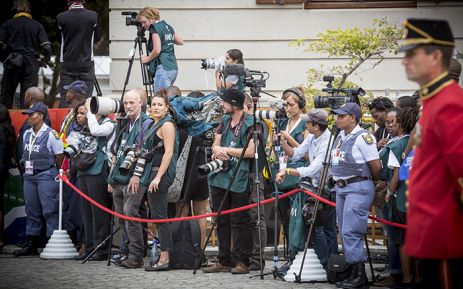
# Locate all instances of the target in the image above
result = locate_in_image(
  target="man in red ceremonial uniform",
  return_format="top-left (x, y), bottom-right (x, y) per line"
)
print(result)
top-left (402, 19), bottom-right (463, 289)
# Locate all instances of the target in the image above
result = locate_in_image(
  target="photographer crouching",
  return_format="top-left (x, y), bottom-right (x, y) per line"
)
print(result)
top-left (275, 108), bottom-right (338, 268)
top-left (202, 89), bottom-right (254, 274)
top-left (107, 90), bottom-right (153, 268)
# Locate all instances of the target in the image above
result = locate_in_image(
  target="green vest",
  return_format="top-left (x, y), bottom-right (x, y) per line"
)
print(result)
top-left (77, 119), bottom-right (114, 177)
top-left (389, 135), bottom-right (409, 213)
top-left (139, 115), bottom-right (179, 186)
top-left (108, 113), bottom-right (153, 185)
top-left (148, 20), bottom-right (177, 72)
top-left (209, 113), bottom-right (253, 193)
top-left (276, 118), bottom-right (308, 190)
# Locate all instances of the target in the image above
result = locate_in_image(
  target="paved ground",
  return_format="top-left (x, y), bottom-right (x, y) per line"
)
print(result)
top-left (0, 246), bottom-right (386, 289)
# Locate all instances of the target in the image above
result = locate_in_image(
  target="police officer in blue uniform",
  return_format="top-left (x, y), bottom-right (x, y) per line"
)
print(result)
top-left (14, 102), bottom-right (64, 256)
top-left (330, 103), bottom-right (380, 289)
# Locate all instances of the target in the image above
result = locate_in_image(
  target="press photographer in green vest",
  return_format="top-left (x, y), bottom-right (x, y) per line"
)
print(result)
top-left (107, 90), bottom-right (153, 268)
top-left (203, 89), bottom-right (255, 274)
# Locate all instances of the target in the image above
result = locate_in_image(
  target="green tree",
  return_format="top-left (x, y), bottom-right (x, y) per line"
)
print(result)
top-left (290, 17), bottom-right (402, 106)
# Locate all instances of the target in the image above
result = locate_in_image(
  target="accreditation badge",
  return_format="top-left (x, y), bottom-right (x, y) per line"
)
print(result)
top-left (279, 153), bottom-right (288, 170)
top-left (25, 160), bottom-right (34, 175)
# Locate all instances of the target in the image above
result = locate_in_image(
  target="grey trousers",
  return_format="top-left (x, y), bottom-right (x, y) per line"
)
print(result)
top-left (112, 183), bottom-right (146, 262)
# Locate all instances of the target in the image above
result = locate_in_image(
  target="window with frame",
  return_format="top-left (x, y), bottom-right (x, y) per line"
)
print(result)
top-left (256, 0), bottom-right (418, 9)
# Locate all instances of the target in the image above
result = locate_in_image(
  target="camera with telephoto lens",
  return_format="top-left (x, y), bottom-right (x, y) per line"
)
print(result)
top-left (314, 76), bottom-right (364, 109)
top-left (198, 159), bottom-right (231, 175)
top-left (119, 147), bottom-right (141, 176)
top-left (254, 98), bottom-right (287, 121)
top-left (299, 181), bottom-right (325, 227)
top-left (90, 96), bottom-right (124, 115)
top-left (200, 57), bottom-right (225, 70)
top-left (63, 145), bottom-right (80, 159)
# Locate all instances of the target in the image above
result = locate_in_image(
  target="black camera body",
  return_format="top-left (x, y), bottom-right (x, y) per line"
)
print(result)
top-left (122, 11), bottom-right (140, 26)
top-left (314, 76), bottom-right (364, 109)
top-left (121, 11), bottom-right (146, 36)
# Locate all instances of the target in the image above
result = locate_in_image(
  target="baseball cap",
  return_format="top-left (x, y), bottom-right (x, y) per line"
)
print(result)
top-left (301, 108), bottom-right (328, 125)
top-left (220, 89), bottom-right (245, 109)
top-left (63, 80), bottom-right (88, 95)
top-left (331, 102), bottom-right (362, 120)
top-left (22, 102), bottom-right (48, 115)
top-left (400, 19), bottom-right (454, 52)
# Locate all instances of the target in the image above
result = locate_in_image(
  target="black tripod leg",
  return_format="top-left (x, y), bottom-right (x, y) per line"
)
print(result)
top-left (364, 234), bottom-right (375, 283)
top-left (192, 132), bottom-right (253, 275)
top-left (83, 226), bottom-right (120, 264)
top-left (107, 204), bottom-right (116, 266)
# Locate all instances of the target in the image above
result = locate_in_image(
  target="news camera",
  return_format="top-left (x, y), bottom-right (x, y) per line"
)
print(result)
top-left (121, 11), bottom-right (145, 36)
top-left (314, 76), bottom-right (364, 109)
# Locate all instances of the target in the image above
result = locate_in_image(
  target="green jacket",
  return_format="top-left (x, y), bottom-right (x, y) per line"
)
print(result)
top-left (276, 118), bottom-right (307, 190)
top-left (379, 135), bottom-right (409, 212)
top-left (209, 113), bottom-right (254, 193)
top-left (139, 115), bottom-right (179, 186)
top-left (108, 113), bottom-right (153, 185)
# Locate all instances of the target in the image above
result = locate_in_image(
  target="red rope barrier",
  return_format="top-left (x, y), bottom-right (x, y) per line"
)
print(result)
top-left (59, 175), bottom-right (300, 223)
top-left (299, 188), bottom-right (407, 229)
top-left (60, 175), bottom-right (407, 229)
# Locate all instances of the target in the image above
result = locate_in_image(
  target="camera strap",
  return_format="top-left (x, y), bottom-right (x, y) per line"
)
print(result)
top-left (224, 112), bottom-right (245, 146)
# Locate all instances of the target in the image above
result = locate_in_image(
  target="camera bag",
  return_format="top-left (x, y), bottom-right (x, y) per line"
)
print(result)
top-left (170, 220), bottom-right (201, 269)
top-left (326, 254), bottom-right (353, 283)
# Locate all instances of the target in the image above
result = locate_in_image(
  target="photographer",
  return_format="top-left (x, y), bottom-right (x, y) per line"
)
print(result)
top-left (276, 109), bottom-right (337, 267)
top-left (330, 102), bottom-right (380, 289)
top-left (66, 102), bottom-right (114, 261)
top-left (274, 87), bottom-right (308, 257)
top-left (367, 97), bottom-right (394, 150)
top-left (215, 49), bottom-right (245, 92)
top-left (108, 90), bottom-right (153, 268)
top-left (142, 89), bottom-right (178, 271)
top-left (203, 89), bottom-right (254, 274)
top-left (14, 102), bottom-right (64, 256)
top-left (0, 0), bottom-right (51, 109)
top-left (138, 7), bottom-right (184, 94)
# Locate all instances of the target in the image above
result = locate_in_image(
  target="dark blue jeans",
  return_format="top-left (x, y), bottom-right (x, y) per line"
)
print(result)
top-left (313, 191), bottom-right (338, 267)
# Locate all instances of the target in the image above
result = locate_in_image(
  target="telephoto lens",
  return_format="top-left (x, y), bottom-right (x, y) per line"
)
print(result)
top-left (133, 157), bottom-right (147, 177)
top-left (197, 159), bottom-right (230, 175)
top-left (119, 150), bottom-right (138, 176)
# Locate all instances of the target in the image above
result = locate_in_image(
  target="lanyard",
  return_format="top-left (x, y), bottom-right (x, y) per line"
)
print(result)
top-left (224, 112), bottom-right (245, 140)
top-left (285, 117), bottom-right (301, 135)
top-left (28, 131), bottom-right (39, 160)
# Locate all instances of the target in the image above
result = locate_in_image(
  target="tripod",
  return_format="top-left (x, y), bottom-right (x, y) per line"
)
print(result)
top-left (120, 25), bottom-right (154, 106)
top-left (193, 87), bottom-right (270, 276)
top-left (294, 126), bottom-right (339, 283)
top-left (84, 26), bottom-right (154, 266)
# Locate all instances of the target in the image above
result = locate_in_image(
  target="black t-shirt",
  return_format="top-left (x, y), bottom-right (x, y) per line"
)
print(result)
top-left (56, 7), bottom-right (99, 70)
top-left (0, 15), bottom-right (50, 60)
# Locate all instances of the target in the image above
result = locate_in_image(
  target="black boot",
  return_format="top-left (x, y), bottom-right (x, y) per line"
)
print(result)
top-left (13, 237), bottom-right (39, 257)
top-left (336, 263), bottom-right (357, 288)
top-left (340, 263), bottom-right (368, 289)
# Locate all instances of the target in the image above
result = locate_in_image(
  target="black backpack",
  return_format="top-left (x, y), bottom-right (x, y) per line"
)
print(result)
top-left (170, 220), bottom-right (201, 269)
top-left (326, 254), bottom-right (353, 283)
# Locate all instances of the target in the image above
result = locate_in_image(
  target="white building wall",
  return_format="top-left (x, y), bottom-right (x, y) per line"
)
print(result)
top-left (109, 0), bottom-right (463, 100)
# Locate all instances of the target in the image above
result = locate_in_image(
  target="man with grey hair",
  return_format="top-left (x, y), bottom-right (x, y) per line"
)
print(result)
top-left (108, 90), bottom-right (153, 268)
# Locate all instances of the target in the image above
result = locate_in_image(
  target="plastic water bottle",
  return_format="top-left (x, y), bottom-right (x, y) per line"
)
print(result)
top-left (150, 238), bottom-right (160, 266)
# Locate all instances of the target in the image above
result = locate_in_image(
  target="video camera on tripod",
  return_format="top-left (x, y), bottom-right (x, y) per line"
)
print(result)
top-left (314, 76), bottom-right (365, 109)
top-left (121, 11), bottom-right (145, 35)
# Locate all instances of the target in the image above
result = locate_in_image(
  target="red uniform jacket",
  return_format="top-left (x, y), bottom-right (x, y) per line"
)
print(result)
top-left (405, 73), bottom-right (463, 259)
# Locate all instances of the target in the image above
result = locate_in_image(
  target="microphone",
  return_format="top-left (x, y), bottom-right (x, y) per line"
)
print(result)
top-left (247, 69), bottom-right (267, 74)
top-left (223, 64), bottom-right (246, 76)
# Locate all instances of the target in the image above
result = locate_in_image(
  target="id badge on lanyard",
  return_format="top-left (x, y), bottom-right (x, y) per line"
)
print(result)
top-left (26, 134), bottom-right (37, 175)
top-left (279, 153), bottom-right (288, 170)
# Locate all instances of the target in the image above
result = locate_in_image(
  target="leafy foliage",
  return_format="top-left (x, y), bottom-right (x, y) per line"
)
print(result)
top-left (290, 17), bottom-right (402, 108)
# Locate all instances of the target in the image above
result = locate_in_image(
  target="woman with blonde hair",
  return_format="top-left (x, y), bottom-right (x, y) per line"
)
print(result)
top-left (139, 7), bottom-right (183, 94)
